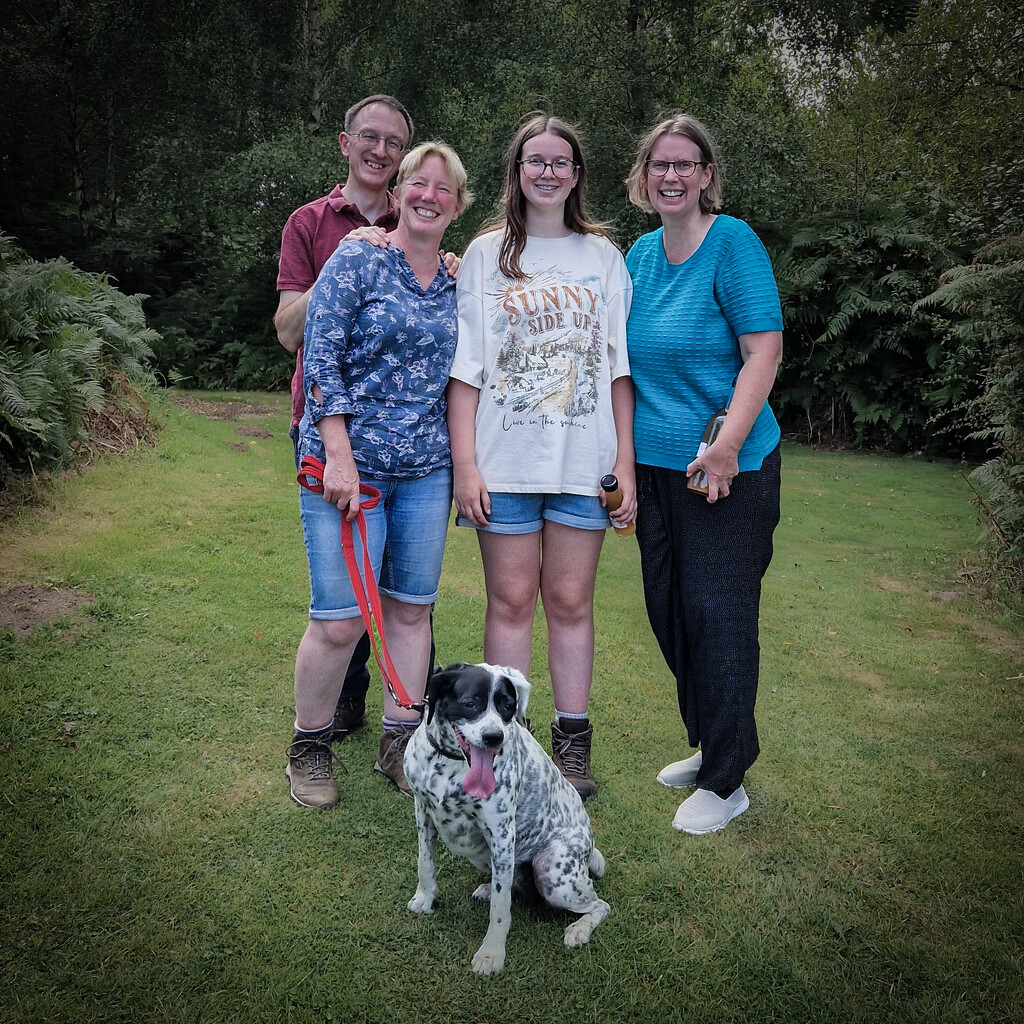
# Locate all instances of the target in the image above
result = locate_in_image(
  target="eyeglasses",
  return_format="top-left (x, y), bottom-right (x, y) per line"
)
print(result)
top-left (518, 157), bottom-right (576, 179)
top-left (645, 159), bottom-right (708, 178)
top-left (351, 130), bottom-right (407, 154)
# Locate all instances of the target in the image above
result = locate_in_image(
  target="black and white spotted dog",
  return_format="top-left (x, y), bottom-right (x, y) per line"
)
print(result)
top-left (403, 662), bottom-right (610, 975)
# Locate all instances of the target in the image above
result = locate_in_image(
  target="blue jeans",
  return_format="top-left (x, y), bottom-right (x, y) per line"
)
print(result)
top-left (292, 423), bottom-right (369, 699)
top-left (456, 491), bottom-right (611, 534)
top-left (300, 467), bottom-right (452, 619)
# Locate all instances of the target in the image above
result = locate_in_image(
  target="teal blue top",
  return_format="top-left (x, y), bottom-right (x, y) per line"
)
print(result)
top-left (625, 215), bottom-right (783, 473)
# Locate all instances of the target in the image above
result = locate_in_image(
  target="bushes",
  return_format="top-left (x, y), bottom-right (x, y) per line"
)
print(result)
top-left (772, 198), bottom-right (954, 451)
top-left (137, 127), bottom-right (327, 391)
top-left (0, 233), bottom-right (158, 483)
top-left (770, 205), bottom-right (1024, 591)
top-left (917, 234), bottom-right (1024, 590)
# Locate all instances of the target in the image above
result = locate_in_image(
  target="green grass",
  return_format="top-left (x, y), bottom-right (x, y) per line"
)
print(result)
top-left (1, 392), bottom-right (1022, 1024)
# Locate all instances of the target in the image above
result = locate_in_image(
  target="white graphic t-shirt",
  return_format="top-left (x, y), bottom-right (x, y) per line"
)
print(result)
top-left (451, 230), bottom-right (632, 495)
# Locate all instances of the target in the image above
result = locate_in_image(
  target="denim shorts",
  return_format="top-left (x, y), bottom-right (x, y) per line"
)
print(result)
top-left (300, 467), bottom-right (452, 619)
top-left (456, 491), bottom-right (611, 535)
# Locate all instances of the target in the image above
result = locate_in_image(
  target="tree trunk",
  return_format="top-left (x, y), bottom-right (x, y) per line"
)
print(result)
top-left (300, 0), bottom-right (323, 135)
top-left (68, 85), bottom-right (90, 242)
top-left (105, 91), bottom-right (117, 230)
top-left (57, 0), bottom-right (90, 241)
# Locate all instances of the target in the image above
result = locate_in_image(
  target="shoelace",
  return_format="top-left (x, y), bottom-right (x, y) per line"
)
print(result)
top-left (553, 732), bottom-right (588, 775)
top-left (382, 729), bottom-right (414, 763)
top-left (286, 737), bottom-right (348, 779)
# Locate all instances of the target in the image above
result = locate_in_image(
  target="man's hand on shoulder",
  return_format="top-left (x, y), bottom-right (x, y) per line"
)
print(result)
top-left (442, 251), bottom-right (461, 280)
top-left (344, 225), bottom-right (390, 249)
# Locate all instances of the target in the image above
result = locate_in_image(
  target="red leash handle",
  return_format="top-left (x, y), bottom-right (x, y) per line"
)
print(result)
top-left (297, 457), bottom-right (381, 507)
top-left (297, 456), bottom-right (423, 713)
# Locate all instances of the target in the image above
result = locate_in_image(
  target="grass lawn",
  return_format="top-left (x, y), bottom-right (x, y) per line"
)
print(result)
top-left (1, 392), bottom-right (1022, 1024)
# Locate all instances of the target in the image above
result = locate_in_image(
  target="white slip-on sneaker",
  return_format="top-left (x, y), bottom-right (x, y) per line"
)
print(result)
top-left (672, 786), bottom-right (749, 835)
top-left (657, 749), bottom-right (702, 788)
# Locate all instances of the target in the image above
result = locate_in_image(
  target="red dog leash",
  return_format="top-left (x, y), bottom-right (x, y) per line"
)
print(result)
top-left (297, 455), bottom-right (424, 713)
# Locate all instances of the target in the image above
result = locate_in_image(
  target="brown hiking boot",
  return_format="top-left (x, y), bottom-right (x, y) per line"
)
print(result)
top-left (285, 729), bottom-right (346, 809)
top-left (373, 727), bottom-right (415, 797)
top-left (551, 721), bottom-right (597, 801)
top-left (331, 693), bottom-right (367, 741)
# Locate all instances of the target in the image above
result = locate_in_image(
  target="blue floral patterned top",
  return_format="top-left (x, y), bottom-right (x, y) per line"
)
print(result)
top-left (299, 240), bottom-right (457, 479)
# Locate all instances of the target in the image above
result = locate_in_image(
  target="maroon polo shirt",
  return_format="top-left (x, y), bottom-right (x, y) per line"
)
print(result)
top-left (276, 185), bottom-right (400, 427)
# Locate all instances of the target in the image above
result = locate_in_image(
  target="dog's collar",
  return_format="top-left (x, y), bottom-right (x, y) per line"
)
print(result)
top-left (427, 730), bottom-right (465, 761)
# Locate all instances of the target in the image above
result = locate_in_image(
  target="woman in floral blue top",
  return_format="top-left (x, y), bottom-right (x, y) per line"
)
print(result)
top-left (286, 142), bottom-right (473, 808)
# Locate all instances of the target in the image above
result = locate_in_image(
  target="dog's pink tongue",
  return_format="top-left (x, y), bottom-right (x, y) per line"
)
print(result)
top-left (463, 745), bottom-right (498, 799)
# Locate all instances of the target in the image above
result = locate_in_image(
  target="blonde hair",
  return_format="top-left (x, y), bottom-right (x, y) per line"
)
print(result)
top-left (625, 114), bottom-right (723, 215)
top-left (395, 142), bottom-right (474, 216)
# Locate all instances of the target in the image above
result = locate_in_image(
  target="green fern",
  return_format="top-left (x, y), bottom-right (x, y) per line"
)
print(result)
top-left (916, 234), bottom-right (1024, 590)
top-left (774, 198), bottom-right (952, 449)
top-left (0, 232), bottom-right (158, 480)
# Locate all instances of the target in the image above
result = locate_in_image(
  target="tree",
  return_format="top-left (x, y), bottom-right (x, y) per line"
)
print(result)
top-left (801, 0), bottom-right (1024, 240)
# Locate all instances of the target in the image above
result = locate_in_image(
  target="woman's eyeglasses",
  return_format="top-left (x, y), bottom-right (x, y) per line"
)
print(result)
top-left (645, 159), bottom-right (708, 178)
top-left (518, 157), bottom-right (576, 179)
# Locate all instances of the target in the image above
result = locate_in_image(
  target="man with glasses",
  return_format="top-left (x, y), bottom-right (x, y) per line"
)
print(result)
top-left (276, 93), bottom-right (413, 433)
top-left (274, 94), bottom-right (413, 806)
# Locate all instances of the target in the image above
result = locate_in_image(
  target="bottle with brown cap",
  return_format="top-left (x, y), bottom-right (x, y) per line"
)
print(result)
top-left (600, 474), bottom-right (635, 537)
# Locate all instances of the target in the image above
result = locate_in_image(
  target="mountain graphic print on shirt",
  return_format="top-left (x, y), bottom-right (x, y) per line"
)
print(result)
top-left (451, 231), bottom-right (632, 496)
top-left (491, 265), bottom-right (606, 424)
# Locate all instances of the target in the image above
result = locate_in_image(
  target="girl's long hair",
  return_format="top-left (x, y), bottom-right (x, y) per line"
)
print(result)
top-left (487, 113), bottom-right (609, 281)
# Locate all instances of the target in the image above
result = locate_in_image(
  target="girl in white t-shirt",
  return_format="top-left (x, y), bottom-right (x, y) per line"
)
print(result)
top-left (447, 113), bottom-right (635, 801)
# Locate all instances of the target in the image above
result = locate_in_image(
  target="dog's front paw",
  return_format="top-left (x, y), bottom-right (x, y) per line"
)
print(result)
top-left (563, 917), bottom-right (596, 947)
top-left (407, 889), bottom-right (436, 915)
top-left (471, 883), bottom-right (491, 902)
top-left (471, 944), bottom-right (506, 975)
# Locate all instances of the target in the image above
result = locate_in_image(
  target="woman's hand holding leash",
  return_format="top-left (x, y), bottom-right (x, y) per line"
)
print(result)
top-left (322, 454), bottom-right (362, 521)
top-left (314, 412), bottom-right (362, 520)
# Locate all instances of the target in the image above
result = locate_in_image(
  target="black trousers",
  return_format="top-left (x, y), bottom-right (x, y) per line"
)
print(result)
top-left (635, 446), bottom-right (781, 793)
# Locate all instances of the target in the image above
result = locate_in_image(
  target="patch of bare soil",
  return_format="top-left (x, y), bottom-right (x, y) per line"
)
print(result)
top-left (876, 576), bottom-right (915, 593)
top-left (235, 425), bottom-right (274, 440)
top-left (224, 442), bottom-right (250, 452)
top-left (0, 585), bottom-right (94, 638)
top-left (173, 396), bottom-right (276, 420)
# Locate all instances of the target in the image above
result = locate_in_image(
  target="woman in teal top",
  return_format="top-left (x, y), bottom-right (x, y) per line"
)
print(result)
top-left (624, 114), bottom-right (783, 836)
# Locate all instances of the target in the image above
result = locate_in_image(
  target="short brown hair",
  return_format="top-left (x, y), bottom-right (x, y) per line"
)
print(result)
top-left (344, 94), bottom-right (414, 146)
top-left (625, 114), bottom-right (723, 215)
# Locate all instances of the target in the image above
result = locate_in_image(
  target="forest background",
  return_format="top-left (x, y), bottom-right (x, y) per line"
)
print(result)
top-left (1, 0), bottom-right (1022, 585)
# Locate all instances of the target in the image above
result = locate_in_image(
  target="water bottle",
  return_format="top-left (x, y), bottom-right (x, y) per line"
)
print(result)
top-left (600, 474), bottom-right (635, 537)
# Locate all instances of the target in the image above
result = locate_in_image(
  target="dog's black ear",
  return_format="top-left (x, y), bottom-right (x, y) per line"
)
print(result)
top-left (426, 664), bottom-right (462, 723)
